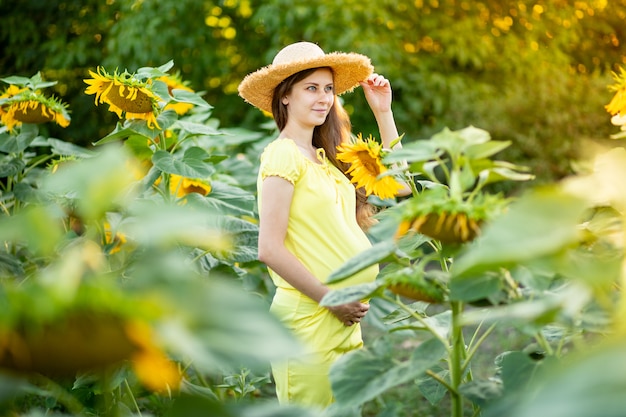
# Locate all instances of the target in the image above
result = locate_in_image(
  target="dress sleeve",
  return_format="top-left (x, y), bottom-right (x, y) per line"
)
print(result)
top-left (259, 139), bottom-right (303, 185)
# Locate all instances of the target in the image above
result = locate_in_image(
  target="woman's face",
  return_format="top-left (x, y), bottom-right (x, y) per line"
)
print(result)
top-left (282, 68), bottom-right (334, 129)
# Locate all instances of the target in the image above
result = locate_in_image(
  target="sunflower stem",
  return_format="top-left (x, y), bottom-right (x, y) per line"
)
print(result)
top-left (124, 378), bottom-right (143, 416)
top-left (449, 300), bottom-right (466, 417)
top-left (382, 293), bottom-right (451, 355)
top-left (407, 173), bottom-right (420, 198)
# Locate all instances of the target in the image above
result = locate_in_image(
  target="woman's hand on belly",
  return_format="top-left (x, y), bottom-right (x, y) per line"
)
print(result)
top-left (326, 301), bottom-right (370, 326)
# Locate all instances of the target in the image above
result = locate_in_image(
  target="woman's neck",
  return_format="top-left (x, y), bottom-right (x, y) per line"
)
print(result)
top-left (279, 128), bottom-right (320, 162)
top-left (279, 126), bottom-right (314, 148)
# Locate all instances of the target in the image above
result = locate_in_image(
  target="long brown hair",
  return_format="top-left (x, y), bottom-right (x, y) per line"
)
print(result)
top-left (271, 67), bottom-right (376, 230)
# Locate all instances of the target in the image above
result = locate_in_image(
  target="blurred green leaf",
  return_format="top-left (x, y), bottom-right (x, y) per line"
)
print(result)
top-left (465, 140), bottom-right (511, 160)
top-left (326, 241), bottom-right (401, 284)
top-left (121, 199), bottom-right (229, 252)
top-left (0, 205), bottom-right (64, 255)
top-left (158, 276), bottom-right (302, 369)
top-left (186, 180), bottom-right (255, 217)
top-left (452, 187), bottom-right (589, 277)
top-left (449, 272), bottom-right (502, 302)
top-left (483, 341), bottom-right (626, 417)
top-left (0, 156), bottom-right (25, 178)
top-left (330, 337), bottom-right (446, 407)
top-left (320, 282), bottom-right (383, 306)
top-left (41, 145), bottom-right (138, 222)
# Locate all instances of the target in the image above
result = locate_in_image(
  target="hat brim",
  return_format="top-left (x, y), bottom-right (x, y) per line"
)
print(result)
top-left (238, 52), bottom-right (374, 114)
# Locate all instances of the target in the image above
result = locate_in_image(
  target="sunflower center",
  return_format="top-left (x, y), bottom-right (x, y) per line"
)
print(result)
top-left (12, 102), bottom-right (56, 124)
top-left (184, 183), bottom-right (211, 196)
top-left (106, 85), bottom-right (153, 113)
top-left (357, 150), bottom-right (381, 175)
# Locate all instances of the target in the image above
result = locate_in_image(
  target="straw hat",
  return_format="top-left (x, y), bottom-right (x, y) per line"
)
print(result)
top-left (238, 41), bottom-right (374, 114)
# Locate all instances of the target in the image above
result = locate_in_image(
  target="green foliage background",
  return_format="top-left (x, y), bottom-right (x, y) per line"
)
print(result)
top-left (3, 2), bottom-right (626, 417)
top-left (1, 0), bottom-right (624, 182)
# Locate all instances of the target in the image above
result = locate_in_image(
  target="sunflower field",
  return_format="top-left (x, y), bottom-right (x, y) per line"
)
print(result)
top-left (4, 1), bottom-right (626, 417)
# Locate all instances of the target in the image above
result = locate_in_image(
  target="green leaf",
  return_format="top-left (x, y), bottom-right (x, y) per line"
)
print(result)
top-left (326, 240), bottom-right (400, 284)
top-left (121, 199), bottom-right (227, 251)
top-left (186, 180), bottom-right (255, 217)
top-left (474, 161), bottom-right (535, 187)
top-left (152, 147), bottom-right (215, 178)
top-left (409, 310), bottom-right (452, 340)
top-left (41, 146), bottom-right (139, 221)
top-left (0, 157), bottom-right (25, 178)
top-left (330, 337), bottom-right (447, 407)
top-left (431, 127), bottom-right (465, 159)
top-left (465, 140), bottom-right (511, 160)
top-left (497, 351), bottom-right (544, 393)
top-left (1, 75), bottom-right (32, 85)
top-left (457, 125), bottom-right (491, 146)
top-left (0, 124), bottom-right (38, 153)
top-left (459, 379), bottom-right (503, 407)
top-left (93, 122), bottom-right (148, 145)
top-left (452, 187), bottom-right (589, 277)
top-left (382, 139), bottom-right (440, 165)
top-left (460, 291), bottom-right (575, 331)
top-left (417, 368), bottom-right (450, 405)
top-left (172, 89), bottom-right (213, 109)
top-left (136, 60), bottom-right (174, 79)
top-left (45, 138), bottom-right (94, 158)
top-left (484, 342), bottom-right (626, 417)
top-left (320, 282), bottom-right (383, 306)
top-left (0, 206), bottom-right (64, 255)
top-left (449, 272), bottom-right (502, 302)
top-left (161, 276), bottom-right (302, 370)
top-left (175, 121), bottom-right (221, 136)
top-left (0, 251), bottom-right (25, 277)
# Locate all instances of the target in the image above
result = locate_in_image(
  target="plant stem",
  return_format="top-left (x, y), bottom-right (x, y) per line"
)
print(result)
top-left (462, 323), bottom-right (497, 374)
top-left (382, 294), bottom-right (451, 355)
top-left (124, 378), bottom-right (143, 416)
top-left (425, 369), bottom-right (457, 395)
top-left (32, 374), bottom-right (86, 416)
top-left (449, 300), bottom-right (465, 417)
top-left (407, 173), bottom-right (420, 198)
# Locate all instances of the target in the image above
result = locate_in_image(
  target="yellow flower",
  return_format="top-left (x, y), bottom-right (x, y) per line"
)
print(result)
top-left (157, 74), bottom-right (195, 115)
top-left (84, 67), bottom-right (161, 129)
top-left (606, 67), bottom-right (626, 116)
top-left (337, 133), bottom-right (403, 200)
top-left (125, 321), bottom-right (181, 393)
top-left (103, 222), bottom-right (127, 254)
top-left (0, 86), bottom-right (70, 132)
top-left (169, 174), bottom-right (212, 198)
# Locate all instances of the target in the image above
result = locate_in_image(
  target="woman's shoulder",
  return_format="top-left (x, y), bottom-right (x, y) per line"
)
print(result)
top-left (262, 137), bottom-right (299, 156)
top-left (259, 138), bottom-right (304, 183)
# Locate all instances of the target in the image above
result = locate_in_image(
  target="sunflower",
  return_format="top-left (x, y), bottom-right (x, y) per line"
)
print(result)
top-left (84, 67), bottom-right (161, 129)
top-left (103, 222), bottom-right (127, 254)
top-left (157, 73), bottom-right (195, 115)
top-left (169, 174), bottom-right (212, 198)
top-left (606, 66), bottom-right (626, 116)
top-left (394, 188), bottom-right (508, 244)
top-left (0, 86), bottom-right (70, 132)
top-left (125, 321), bottom-right (181, 393)
top-left (337, 133), bottom-right (404, 200)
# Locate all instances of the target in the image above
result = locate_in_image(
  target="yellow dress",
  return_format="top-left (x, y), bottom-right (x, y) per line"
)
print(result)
top-left (257, 138), bottom-right (378, 408)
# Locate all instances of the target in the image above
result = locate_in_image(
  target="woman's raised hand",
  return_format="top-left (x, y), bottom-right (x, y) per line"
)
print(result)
top-left (360, 73), bottom-right (393, 114)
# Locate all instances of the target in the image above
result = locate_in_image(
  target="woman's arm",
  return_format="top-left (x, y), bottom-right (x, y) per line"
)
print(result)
top-left (360, 74), bottom-right (412, 197)
top-left (258, 176), bottom-right (369, 325)
top-left (360, 73), bottom-right (400, 148)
